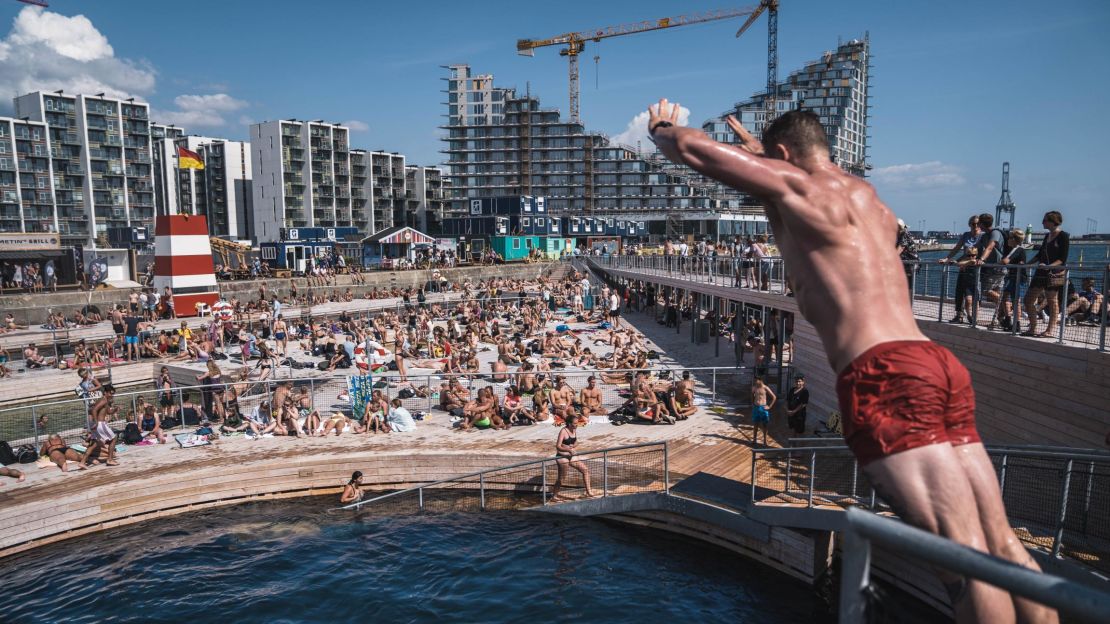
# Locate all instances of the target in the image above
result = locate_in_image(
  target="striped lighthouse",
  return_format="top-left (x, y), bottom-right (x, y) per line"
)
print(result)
top-left (153, 215), bottom-right (220, 317)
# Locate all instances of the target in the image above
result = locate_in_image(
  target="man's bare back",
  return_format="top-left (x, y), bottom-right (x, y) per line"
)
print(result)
top-left (649, 100), bottom-right (1055, 623)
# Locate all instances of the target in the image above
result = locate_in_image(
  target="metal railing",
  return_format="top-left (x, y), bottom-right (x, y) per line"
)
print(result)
top-left (839, 506), bottom-right (1110, 624)
top-left (593, 254), bottom-right (1109, 350)
top-left (333, 440), bottom-right (668, 513)
top-left (751, 444), bottom-right (1110, 565)
top-left (1, 364), bottom-right (751, 454)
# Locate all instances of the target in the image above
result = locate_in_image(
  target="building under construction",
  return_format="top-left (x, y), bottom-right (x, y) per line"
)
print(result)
top-left (441, 36), bottom-right (871, 239)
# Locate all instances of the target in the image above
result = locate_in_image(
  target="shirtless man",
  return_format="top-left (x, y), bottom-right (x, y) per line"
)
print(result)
top-left (649, 100), bottom-right (1052, 623)
top-left (673, 371), bottom-right (698, 420)
top-left (80, 384), bottom-right (120, 468)
top-left (579, 376), bottom-right (603, 424)
top-left (750, 376), bottom-right (776, 445)
top-left (550, 376), bottom-right (575, 424)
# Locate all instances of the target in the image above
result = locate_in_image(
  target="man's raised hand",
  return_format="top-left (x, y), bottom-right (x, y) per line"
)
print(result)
top-left (647, 98), bottom-right (681, 135)
top-left (726, 115), bottom-right (765, 156)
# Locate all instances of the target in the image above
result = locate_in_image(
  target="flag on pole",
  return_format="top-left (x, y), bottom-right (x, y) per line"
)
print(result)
top-left (177, 146), bottom-right (204, 170)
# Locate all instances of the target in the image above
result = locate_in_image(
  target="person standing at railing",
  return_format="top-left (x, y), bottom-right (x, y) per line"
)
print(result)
top-left (895, 219), bottom-right (919, 290)
top-left (1023, 211), bottom-right (1070, 338)
top-left (551, 419), bottom-right (595, 501)
top-left (648, 100), bottom-right (1055, 623)
top-left (939, 215), bottom-right (983, 324)
top-left (993, 229), bottom-right (1028, 331)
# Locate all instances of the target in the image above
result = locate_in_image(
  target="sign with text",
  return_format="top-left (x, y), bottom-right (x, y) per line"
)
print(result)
top-left (0, 232), bottom-right (61, 250)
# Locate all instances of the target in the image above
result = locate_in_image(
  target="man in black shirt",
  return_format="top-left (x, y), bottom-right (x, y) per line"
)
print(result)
top-left (123, 312), bottom-right (145, 362)
top-left (786, 375), bottom-right (810, 435)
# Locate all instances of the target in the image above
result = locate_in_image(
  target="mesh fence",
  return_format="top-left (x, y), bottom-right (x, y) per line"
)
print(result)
top-left (344, 443), bottom-right (666, 515)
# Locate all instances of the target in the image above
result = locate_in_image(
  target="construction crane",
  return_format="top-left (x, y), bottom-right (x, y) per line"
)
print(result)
top-left (995, 162), bottom-right (1017, 230)
top-left (517, 3), bottom-right (777, 124)
top-left (735, 0), bottom-right (779, 125)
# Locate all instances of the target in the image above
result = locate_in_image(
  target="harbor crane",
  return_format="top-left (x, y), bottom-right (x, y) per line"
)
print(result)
top-left (995, 162), bottom-right (1017, 230)
top-left (517, 1), bottom-right (779, 124)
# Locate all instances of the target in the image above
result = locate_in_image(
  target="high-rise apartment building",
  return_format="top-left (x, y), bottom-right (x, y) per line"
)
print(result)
top-left (151, 123), bottom-right (185, 217)
top-left (704, 37), bottom-right (872, 176)
top-left (14, 92), bottom-right (156, 246)
top-left (249, 120), bottom-right (354, 242)
top-left (440, 64), bottom-right (750, 237)
top-left (405, 165), bottom-right (446, 233)
top-left (0, 117), bottom-right (56, 234)
top-left (162, 136), bottom-right (253, 240)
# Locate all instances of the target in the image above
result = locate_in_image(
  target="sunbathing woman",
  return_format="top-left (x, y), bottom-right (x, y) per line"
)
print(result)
top-left (41, 434), bottom-right (84, 471)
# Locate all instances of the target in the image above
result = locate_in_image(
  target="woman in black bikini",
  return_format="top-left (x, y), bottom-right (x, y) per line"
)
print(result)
top-left (551, 419), bottom-right (595, 500)
top-left (41, 434), bottom-right (84, 471)
top-left (256, 343), bottom-right (276, 382)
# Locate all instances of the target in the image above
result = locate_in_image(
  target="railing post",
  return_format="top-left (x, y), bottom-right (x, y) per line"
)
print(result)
top-left (850, 459), bottom-right (858, 500)
top-left (711, 369), bottom-right (717, 400)
top-left (838, 528), bottom-right (872, 624)
top-left (31, 405), bottom-right (40, 452)
top-left (1057, 269), bottom-right (1069, 344)
top-left (1051, 459), bottom-right (1074, 558)
top-left (808, 451), bottom-right (816, 507)
top-left (663, 440), bottom-right (670, 494)
top-left (479, 473), bottom-right (485, 510)
top-left (999, 453), bottom-right (1009, 500)
top-left (602, 450), bottom-right (609, 497)
top-left (1012, 266), bottom-right (1023, 336)
top-left (1082, 461), bottom-right (1094, 536)
top-left (750, 449), bottom-right (758, 503)
top-left (971, 264), bottom-right (982, 327)
top-left (938, 263), bottom-right (948, 322)
top-left (541, 460), bottom-right (548, 506)
top-left (1099, 265), bottom-right (1108, 351)
top-left (418, 487), bottom-right (424, 511)
top-left (784, 453), bottom-right (793, 495)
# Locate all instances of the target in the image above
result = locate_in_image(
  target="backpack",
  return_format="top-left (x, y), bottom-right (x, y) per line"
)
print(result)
top-left (0, 441), bottom-right (17, 466)
top-left (398, 387), bottom-right (416, 399)
top-left (15, 444), bottom-right (37, 464)
top-left (122, 423), bottom-right (143, 445)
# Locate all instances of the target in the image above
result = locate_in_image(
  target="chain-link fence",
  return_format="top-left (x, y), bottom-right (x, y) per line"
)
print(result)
top-left (337, 441), bottom-right (668, 514)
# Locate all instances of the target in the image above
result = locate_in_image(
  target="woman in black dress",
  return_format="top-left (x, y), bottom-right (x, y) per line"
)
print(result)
top-left (1023, 211), bottom-right (1070, 337)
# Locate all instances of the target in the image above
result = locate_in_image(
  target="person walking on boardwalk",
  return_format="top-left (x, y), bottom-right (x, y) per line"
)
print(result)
top-left (647, 99), bottom-right (1054, 624)
top-left (551, 419), bottom-right (595, 501)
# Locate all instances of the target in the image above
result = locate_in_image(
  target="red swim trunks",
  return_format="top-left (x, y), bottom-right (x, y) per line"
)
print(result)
top-left (836, 340), bottom-right (981, 466)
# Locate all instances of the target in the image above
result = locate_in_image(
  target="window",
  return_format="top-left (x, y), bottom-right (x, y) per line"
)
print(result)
top-left (536, 217), bottom-right (545, 227)
top-left (512, 238), bottom-right (520, 250)
top-left (521, 217), bottom-right (530, 227)
top-left (261, 246), bottom-right (276, 259)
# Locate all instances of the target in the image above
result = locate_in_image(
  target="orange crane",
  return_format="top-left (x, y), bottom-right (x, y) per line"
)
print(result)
top-left (517, 2), bottom-right (778, 124)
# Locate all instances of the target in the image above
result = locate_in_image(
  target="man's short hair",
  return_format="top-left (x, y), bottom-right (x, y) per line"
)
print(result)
top-left (762, 110), bottom-right (829, 159)
top-left (978, 213), bottom-right (994, 229)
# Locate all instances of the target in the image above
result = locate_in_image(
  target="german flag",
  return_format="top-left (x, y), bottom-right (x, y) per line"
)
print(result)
top-left (177, 146), bottom-right (204, 170)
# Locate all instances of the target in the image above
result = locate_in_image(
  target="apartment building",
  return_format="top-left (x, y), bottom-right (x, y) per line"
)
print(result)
top-left (0, 117), bottom-right (56, 234)
top-left (164, 136), bottom-right (253, 240)
top-left (441, 64), bottom-right (750, 237)
top-left (151, 123), bottom-right (185, 217)
top-left (404, 165), bottom-right (446, 233)
top-left (704, 36), bottom-right (872, 176)
top-left (249, 120), bottom-right (353, 243)
top-left (14, 92), bottom-right (156, 246)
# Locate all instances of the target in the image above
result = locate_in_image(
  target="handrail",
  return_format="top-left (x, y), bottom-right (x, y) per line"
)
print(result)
top-left (755, 444), bottom-right (1110, 463)
top-left (839, 507), bottom-right (1110, 624)
top-left (334, 440), bottom-right (667, 511)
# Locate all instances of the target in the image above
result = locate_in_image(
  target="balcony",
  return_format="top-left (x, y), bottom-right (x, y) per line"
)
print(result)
top-left (127, 153), bottom-right (151, 164)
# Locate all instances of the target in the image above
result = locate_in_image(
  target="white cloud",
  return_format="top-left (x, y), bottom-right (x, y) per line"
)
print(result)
top-left (344, 120), bottom-right (370, 132)
top-left (871, 161), bottom-right (967, 189)
top-left (151, 93), bottom-right (248, 129)
top-left (611, 105), bottom-right (691, 151)
top-left (0, 7), bottom-right (155, 108)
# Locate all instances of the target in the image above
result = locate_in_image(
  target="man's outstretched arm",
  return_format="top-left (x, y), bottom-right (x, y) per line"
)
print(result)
top-left (647, 99), bottom-right (805, 202)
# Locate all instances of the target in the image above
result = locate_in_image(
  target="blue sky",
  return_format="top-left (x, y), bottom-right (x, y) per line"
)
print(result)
top-left (1, 0), bottom-right (1106, 233)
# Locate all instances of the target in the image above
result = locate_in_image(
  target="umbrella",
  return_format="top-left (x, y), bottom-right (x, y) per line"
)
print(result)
top-left (211, 301), bottom-right (234, 321)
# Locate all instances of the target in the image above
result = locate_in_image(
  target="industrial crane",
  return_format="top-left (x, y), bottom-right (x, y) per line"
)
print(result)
top-left (517, 2), bottom-right (779, 124)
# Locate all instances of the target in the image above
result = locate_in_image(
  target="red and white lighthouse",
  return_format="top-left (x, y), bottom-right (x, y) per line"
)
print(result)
top-left (153, 215), bottom-right (220, 317)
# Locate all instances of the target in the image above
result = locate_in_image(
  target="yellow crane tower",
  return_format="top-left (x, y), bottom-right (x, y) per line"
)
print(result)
top-left (516, 2), bottom-right (779, 125)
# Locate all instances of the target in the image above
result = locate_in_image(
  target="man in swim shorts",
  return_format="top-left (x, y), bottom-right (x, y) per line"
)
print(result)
top-left (649, 100), bottom-right (1053, 623)
top-left (750, 376), bottom-right (775, 445)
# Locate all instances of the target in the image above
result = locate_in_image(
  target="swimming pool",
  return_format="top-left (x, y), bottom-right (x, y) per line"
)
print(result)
top-left (0, 497), bottom-right (828, 623)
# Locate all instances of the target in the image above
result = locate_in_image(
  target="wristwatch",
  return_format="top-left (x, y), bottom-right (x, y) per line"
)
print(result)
top-left (649, 120), bottom-right (674, 135)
